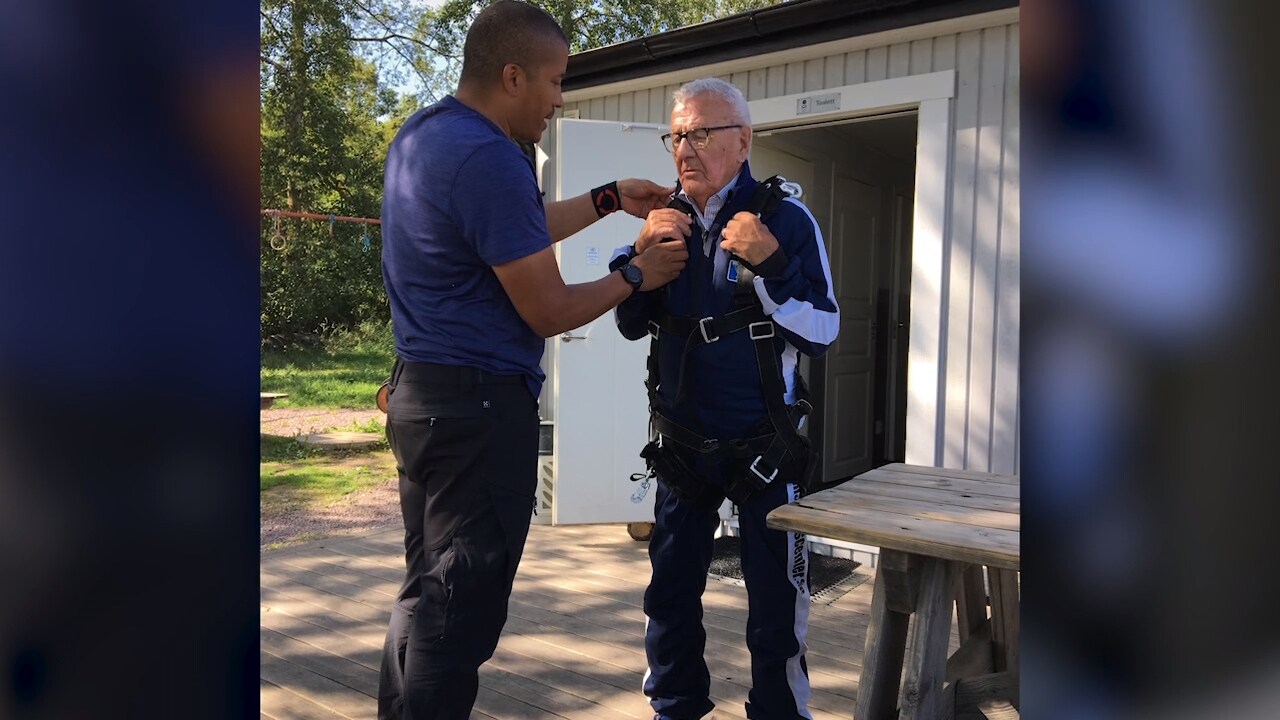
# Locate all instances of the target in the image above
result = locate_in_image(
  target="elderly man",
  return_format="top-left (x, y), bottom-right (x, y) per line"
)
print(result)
top-left (612, 78), bottom-right (840, 720)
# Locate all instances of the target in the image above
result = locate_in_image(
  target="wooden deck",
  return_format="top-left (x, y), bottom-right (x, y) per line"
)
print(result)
top-left (261, 523), bottom-right (959, 719)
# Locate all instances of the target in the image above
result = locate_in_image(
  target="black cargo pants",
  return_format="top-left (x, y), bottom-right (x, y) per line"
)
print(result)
top-left (377, 360), bottom-right (539, 720)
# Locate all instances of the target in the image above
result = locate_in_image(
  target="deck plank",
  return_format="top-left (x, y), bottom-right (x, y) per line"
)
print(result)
top-left (262, 522), bottom-right (962, 719)
top-left (260, 649), bottom-right (372, 719)
top-left (261, 678), bottom-right (352, 720)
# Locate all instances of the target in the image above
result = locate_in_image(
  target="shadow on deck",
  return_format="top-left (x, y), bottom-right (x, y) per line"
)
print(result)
top-left (261, 523), bottom-right (905, 719)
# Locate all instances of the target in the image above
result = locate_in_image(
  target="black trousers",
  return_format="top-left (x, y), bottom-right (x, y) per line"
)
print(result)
top-left (377, 361), bottom-right (539, 720)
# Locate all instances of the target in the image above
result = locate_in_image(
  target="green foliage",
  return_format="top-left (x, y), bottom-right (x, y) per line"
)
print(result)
top-left (261, 0), bottom-right (397, 339)
top-left (426, 1), bottom-right (782, 56)
top-left (260, 0), bottom-right (784, 341)
top-left (260, 215), bottom-right (388, 340)
top-left (323, 317), bottom-right (397, 354)
top-left (344, 417), bottom-right (387, 434)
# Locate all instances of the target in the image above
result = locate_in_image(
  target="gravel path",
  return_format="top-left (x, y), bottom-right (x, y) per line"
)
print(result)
top-left (260, 476), bottom-right (402, 549)
top-left (261, 407), bottom-right (403, 550)
top-left (260, 407), bottom-right (385, 437)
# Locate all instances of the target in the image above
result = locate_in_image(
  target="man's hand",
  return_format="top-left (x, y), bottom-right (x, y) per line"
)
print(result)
top-left (720, 212), bottom-right (780, 265)
top-left (618, 178), bottom-right (676, 219)
top-left (634, 207), bottom-right (693, 254)
top-left (630, 238), bottom-right (688, 291)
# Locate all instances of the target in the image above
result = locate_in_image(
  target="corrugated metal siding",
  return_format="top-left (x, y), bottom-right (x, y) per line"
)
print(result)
top-left (552, 22), bottom-right (1020, 476)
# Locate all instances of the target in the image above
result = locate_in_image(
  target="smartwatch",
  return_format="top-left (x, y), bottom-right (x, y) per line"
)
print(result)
top-left (618, 263), bottom-right (644, 295)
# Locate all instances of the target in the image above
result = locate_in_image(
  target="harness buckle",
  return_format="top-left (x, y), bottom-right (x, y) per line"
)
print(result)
top-left (750, 455), bottom-right (779, 484)
top-left (749, 321), bottom-right (775, 340)
top-left (701, 438), bottom-right (720, 453)
top-left (698, 316), bottom-right (720, 343)
top-left (648, 320), bottom-right (661, 339)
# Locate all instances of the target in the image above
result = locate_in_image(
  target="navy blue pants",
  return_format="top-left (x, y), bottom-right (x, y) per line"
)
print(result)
top-left (377, 362), bottom-right (539, 720)
top-left (644, 457), bottom-right (813, 720)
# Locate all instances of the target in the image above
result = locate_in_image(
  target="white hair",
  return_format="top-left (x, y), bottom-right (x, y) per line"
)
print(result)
top-left (672, 78), bottom-right (751, 126)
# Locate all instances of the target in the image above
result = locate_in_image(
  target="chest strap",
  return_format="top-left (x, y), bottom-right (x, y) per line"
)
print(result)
top-left (646, 305), bottom-right (771, 344)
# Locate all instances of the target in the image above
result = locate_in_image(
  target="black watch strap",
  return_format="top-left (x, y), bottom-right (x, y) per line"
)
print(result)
top-left (619, 263), bottom-right (643, 294)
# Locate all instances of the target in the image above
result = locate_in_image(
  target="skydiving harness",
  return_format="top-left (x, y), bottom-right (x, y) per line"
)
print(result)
top-left (638, 176), bottom-right (820, 507)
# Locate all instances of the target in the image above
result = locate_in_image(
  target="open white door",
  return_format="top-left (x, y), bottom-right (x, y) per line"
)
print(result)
top-left (823, 174), bottom-right (880, 482)
top-left (552, 119), bottom-right (674, 524)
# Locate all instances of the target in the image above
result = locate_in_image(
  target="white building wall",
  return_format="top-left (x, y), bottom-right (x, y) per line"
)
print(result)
top-left (543, 10), bottom-right (1020, 475)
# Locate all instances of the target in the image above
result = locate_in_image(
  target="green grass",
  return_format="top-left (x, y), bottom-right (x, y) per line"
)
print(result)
top-left (261, 346), bottom-right (391, 409)
top-left (260, 464), bottom-right (374, 498)
top-left (260, 433), bottom-right (325, 462)
top-left (260, 435), bottom-right (395, 511)
top-left (343, 417), bottom-right (386, 434)
top-left (260, 322), bottom-right (396, 516)
top-left (261, 321), bottom-right (394, 409)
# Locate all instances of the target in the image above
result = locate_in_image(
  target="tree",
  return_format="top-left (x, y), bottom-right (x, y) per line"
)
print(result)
top-left (351, 0), bottom-right (784, 103)
top-left (259, 0), bottom-right (783, 341)
top-left (422, 1), bottom-right (779, 66)
top-left (260, 0), bottom-right (402, 339)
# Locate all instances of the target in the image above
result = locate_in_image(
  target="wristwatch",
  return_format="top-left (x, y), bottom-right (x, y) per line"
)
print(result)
top-left (618, 263), bottom-right (644, 295)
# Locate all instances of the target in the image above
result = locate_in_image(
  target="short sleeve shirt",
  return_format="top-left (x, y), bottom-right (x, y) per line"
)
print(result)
top-left (381, 96), bottom-right (551, 395)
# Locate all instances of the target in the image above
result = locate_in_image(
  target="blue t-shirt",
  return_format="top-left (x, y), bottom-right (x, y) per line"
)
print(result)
top-left (381, 96), bottom-right (551, 396)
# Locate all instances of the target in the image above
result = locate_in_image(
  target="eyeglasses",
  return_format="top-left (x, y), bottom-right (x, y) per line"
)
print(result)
top-left (660, 125), bottom-right (742, 153)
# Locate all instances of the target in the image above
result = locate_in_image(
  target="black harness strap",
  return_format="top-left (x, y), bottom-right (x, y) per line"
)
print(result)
top-left (643, 175), bottom-right (816, 504)
top-left (731, 175), bottom-right (790, 307)
top-left (648, 305), bottom-right (768, 344)
top-left (749, 327), bottom-right (811, 484)
top-left (652, 411), bottom-right (774, 456)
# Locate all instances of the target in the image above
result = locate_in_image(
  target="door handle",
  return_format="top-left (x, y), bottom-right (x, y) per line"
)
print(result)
top-left (560, 332), bottom-right (588, 342)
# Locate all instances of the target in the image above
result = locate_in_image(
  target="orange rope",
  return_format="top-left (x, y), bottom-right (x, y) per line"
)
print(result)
top-left (260, 209), bottom-right (381, 225)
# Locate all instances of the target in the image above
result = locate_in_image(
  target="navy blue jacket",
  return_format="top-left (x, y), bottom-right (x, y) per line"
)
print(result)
top-left (615, 163), bottom-right (839, 440)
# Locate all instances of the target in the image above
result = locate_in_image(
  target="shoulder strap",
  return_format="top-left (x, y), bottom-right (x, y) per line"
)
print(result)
top-left (731, 175), bottom-right (788, 305)
top-left (745, 174), bottom-right (790, 219)
top-left (736, 176), bottom-right (812, 475)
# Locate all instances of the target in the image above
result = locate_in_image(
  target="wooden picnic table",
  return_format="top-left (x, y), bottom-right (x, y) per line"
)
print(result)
top-left (767, 462), bottom-right (1020, 720)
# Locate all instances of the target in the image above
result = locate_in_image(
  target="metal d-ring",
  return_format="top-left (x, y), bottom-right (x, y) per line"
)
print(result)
top-left (269, 215), bottom-right (287, 251)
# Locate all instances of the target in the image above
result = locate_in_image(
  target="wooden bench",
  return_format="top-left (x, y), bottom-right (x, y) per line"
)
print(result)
top-left (260, 392), bottom-right (288, 409)
top-left (295, 432), bottom-right (382, 450)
